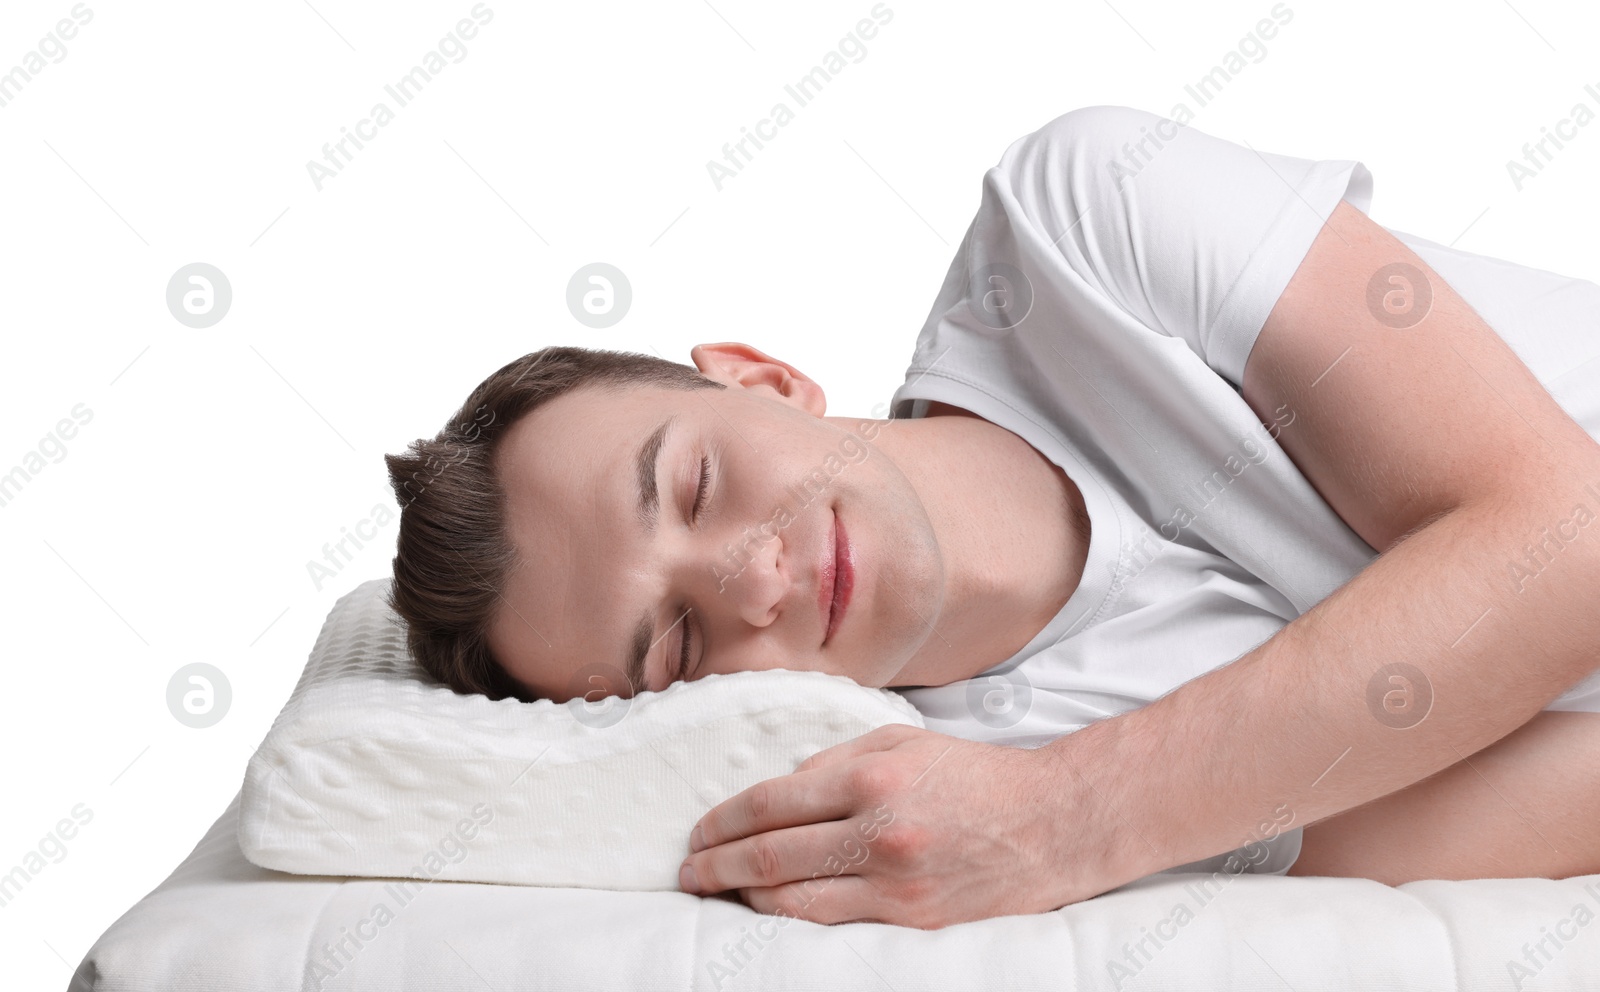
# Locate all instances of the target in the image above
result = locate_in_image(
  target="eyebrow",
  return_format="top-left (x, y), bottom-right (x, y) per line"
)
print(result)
top-left (624, 416), bottom-right (675, 692)
top-left (635, 416), bottom-right (674, 532)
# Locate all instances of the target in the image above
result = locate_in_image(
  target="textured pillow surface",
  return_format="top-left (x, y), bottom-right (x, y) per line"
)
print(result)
top-left (238, 578), bottom-right (925, 890)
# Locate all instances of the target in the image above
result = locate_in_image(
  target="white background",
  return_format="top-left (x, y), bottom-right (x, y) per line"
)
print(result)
top-left (2, 0), bottom-right (1597, 983)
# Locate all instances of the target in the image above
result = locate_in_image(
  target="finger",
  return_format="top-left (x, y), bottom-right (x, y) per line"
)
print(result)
top-left (739, 874), bottom-right (884, 926)
top-left (684, 820), bottom-right (865, 897)
top-left (691, 760), bottom-right (856, 853)
top-left (794, 723), bottom-right (923, 774)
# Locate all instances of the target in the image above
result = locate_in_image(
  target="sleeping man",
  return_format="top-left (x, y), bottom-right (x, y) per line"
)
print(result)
top-left (384, 106), bottom-right (1600, 929)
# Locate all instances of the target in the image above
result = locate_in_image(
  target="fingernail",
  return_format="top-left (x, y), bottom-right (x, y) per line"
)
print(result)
top-left (690, 824), bottom-right (705, 852)
top-left (680, 861), bottom-right (700, 895)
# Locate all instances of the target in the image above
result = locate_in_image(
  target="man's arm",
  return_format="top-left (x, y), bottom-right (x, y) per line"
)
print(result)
top-left (1287, 710), bottom-right (1600, 882)
top-left (1048, 200), bottom-right (1600, 891)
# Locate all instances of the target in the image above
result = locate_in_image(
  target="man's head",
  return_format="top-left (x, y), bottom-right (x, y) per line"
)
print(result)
top-left (385, 342), bottom-right (945, 704)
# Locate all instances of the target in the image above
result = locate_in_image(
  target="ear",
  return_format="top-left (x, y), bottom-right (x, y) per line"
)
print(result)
top-left (689, 342), bottom-right (827, 417)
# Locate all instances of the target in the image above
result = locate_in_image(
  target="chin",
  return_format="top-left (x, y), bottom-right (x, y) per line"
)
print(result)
top-left (845, 559), bottom-right (943, 692)
top-left (841, 466), bottom-right (946, 689)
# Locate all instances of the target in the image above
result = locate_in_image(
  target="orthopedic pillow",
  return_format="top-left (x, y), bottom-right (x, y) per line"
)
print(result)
top-left (238, 578), bottom-right (925, 891)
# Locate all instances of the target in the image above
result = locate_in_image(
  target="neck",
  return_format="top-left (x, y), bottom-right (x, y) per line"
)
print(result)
top-left (832, 407), bottom-right (1090, 688)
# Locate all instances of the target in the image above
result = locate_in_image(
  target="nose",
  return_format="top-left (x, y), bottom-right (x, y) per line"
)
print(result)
top-left (692, 523), bottom-right (786, 628)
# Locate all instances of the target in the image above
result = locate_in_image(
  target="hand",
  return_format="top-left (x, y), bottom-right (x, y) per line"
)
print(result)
top-left (677, 723), bottom-right (1123, 929)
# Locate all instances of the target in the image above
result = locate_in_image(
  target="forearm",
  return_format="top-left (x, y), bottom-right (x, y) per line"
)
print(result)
top-left (1046, 483), bottom-right (1600, 890)
top-left (1287, 710), bottom-right (1600, 882)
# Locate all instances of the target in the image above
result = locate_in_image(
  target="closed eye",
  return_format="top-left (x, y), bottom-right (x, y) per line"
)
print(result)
top-left (677, 608), bottom-right (696, 683)
top-left (691, 454), bottom-right (710, 521)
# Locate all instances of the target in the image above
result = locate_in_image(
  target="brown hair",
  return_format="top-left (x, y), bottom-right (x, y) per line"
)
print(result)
top-left (383, 345), bottom-right (726, 701)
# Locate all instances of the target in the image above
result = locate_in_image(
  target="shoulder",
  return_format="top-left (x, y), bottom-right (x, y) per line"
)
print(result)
top-left (997, 105), bottom-right (1187, 179)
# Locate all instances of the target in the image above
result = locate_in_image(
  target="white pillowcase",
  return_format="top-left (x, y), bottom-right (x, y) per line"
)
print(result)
top-left (238, 578), bottom-right (925, 891)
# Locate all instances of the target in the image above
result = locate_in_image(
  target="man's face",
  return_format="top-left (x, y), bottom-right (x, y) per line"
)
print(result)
top-left (488, 343), bottom-right (945, 702)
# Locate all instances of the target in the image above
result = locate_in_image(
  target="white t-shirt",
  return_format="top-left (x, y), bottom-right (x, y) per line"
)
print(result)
top-left (885, 105), bottom-right (1600, 878)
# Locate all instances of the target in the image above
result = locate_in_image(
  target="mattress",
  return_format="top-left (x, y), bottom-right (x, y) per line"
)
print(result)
top-left (70, 784), bottom-right (1600, 990)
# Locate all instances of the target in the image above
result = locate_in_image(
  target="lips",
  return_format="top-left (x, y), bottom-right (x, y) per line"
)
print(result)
top-left (822, 508), bottom-right (854, 645)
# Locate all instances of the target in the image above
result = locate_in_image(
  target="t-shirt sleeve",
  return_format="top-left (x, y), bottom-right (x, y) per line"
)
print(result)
top-left (991, 105), bottom-right (1374, 389)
